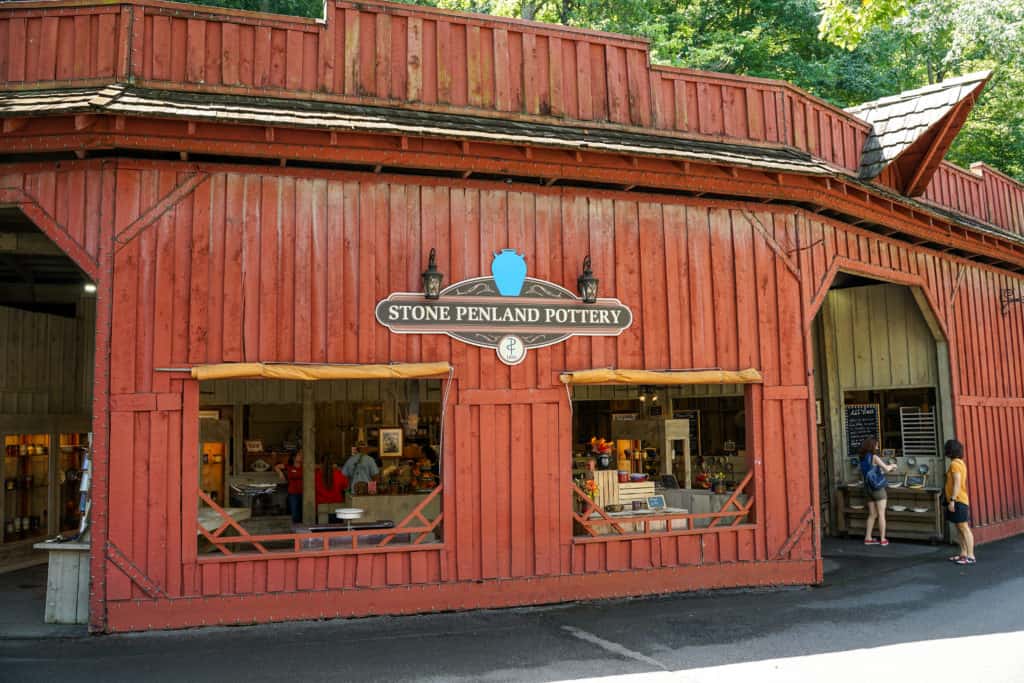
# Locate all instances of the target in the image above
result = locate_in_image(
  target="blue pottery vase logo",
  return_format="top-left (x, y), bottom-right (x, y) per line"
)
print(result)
top-left (491, 249), bottom-right (527, 296)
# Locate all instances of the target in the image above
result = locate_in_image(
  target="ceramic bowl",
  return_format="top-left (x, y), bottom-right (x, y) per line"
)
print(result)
top-left (890, 505), bottom-right (908, 512)
top-left (911, 507), bottom-right (929, 513)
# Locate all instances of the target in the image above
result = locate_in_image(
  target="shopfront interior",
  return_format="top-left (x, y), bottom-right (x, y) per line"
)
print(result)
top-left (0, 208), bottom-right (95, 565)
top-left (571, 383), bottom-right (752, 534)
top-left (812, 278), bottom-right (953, 541)
top-left (197, 377), bottom-right (444, 553)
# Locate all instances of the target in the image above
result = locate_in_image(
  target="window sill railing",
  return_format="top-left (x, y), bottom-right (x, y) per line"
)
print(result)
top-left (196, 486), bottom-right (444, 557)
top-left (571, 471), bottom-right (755, 541)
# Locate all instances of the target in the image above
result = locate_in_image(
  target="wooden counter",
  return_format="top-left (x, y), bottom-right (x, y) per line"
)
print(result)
top-left (661, 489), bottom-right (749, 528)
top-left (835, 485), bottom-right (943, 542)
top-left (349, 492), bottom-right (441, 524)
top-left (588, 507), bottom-right (689, 535)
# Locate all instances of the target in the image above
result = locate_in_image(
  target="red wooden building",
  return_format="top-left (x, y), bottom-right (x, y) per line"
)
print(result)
top-left (1, 0), bottom-right (1022, 633)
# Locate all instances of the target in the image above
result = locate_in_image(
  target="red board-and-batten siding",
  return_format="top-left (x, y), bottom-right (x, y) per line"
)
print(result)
top-left (6, 1), bottom-right (1023, 237)
top-left (3, 160), bottom-right (1024, 630)
top-left (0, 0), bottom-right (867, 173)
top-left (923, 162), bottom-right (1024, 237)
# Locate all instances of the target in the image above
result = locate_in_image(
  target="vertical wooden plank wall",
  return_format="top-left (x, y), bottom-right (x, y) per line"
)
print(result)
top-left (2, 1), bottom-right (866, 173)
top-left (0, 4), bottom-right (128, 83)
top-left (0, 305), bottom-right (93, 419)
top-left (92, 166), bottom-right (823, 598)
top-left (923, 161), bottom-right (1024, 237)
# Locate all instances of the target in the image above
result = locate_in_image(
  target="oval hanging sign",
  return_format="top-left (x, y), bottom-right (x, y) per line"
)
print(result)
top-left (375, 251), bottom-right (632, 365)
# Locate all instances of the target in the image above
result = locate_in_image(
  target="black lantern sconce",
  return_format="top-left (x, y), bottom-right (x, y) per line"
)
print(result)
top-left (422, 248), bottom-right (444, 299)
top-left (1001, 288), bottom-right (1023, 316)
top-left (577, 255), bottom-right (599, 304)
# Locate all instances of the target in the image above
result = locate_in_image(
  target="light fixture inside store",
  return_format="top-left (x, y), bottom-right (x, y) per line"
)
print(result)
top-left (83, 283), bottom-right (97, 293)
top-left (638, 385), bottom-right (658, 403)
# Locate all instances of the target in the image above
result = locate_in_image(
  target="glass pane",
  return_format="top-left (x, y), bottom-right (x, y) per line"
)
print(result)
top-left (3, 434), bottom-right (49, 542)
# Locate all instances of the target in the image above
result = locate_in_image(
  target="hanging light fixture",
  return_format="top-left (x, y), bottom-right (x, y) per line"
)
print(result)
top-left (421, 248), bottom-right (444, 300)
top-left (637, 385), bottom-right (659, 403)
top-left (577, 255), bottom-right (598, 304)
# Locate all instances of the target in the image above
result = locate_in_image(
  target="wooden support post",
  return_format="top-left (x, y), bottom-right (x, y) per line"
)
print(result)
top-left (49, 430), bottom-right (60, 536)
top-left (232, 404), bottom-right (244, 477)
top-left (0, 431), bottom-right (6, 544)
top-left (302, 383), bottom-right (316, 525)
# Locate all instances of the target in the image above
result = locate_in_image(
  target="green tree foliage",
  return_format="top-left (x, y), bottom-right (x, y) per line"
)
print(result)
top-left (171, 0), bottom-right (1023, 181)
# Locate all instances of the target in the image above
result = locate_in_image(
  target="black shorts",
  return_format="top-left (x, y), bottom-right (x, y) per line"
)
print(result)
top-left (864, 485), bottom-right (887, 502)
top-left (945, 501), bottom-right (970, 524)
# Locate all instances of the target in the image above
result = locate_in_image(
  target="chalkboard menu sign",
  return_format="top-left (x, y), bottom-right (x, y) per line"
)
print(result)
top-left (844, 404), bottom-right (881, 458)
top-left (671, 409), bottom-right (701, 457)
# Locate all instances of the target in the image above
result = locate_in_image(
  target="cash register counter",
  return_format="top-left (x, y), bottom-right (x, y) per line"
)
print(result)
top-left (661, 489), bottom-right (749, 528)
top-left (349, 492), bottom-right (441, 524)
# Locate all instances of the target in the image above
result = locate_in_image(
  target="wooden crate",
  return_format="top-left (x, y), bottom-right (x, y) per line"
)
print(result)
top-left (618, 482), bottom-right (655, 505)
top-left (593, 471), bottom-right (620, 508)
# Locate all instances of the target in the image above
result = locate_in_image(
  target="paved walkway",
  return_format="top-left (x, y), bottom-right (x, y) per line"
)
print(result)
top-left (3, 535), bottom-right (1022, 682)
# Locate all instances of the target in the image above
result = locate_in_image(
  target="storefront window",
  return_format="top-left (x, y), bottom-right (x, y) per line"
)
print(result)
top-left (2, 433), bottom-right (89, 543)
top-left (3, 434), bottom-right (49, 542)
top-left (195, 378), bottom-right (444, 555)
top-left (570, 384), bottom-right (754, 537)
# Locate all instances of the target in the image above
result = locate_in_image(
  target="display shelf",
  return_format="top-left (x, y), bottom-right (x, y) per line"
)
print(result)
top-left (835, 485), bottom-right (943, 542)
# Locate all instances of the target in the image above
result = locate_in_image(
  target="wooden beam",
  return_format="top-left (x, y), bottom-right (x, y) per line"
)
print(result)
top-left (302, 382), bottom-right (315, 525)
top-left (0, 232), bottom-right (66, 256)
top-left (905, 100), bottom-right (967, 196)
top-left (2, 119), bottom-right (27, 134)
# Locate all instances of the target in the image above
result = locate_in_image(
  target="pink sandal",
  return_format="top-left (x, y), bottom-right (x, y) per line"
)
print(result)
top-left (948, 555), bottom-right (963, 562)
top-left (955, 556), bottom-right (976, 565)
top-left (864, 538), bottom-right (879, 545)
top-left (879, 539), bottom-right (889, 546)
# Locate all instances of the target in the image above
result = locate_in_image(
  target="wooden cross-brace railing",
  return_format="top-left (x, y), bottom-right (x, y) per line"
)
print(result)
top-left (197, 486), bottom-right (444, 555)
top-left (572, 471), bottom-right (755, 538)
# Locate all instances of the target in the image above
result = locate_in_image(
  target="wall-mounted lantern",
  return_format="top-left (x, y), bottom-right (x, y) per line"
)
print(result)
top-left (577, 255), bottom-right (599, 304)
top-left (1001, 288), bottom-right (1022, 316)
top-left (422, 248), bottom-right (444, 300)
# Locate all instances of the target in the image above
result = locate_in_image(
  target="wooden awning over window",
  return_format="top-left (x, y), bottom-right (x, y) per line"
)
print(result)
top-left (558, 368), bottom-right (763, 386)
top-left (190, 362), bottom-right (452, 382)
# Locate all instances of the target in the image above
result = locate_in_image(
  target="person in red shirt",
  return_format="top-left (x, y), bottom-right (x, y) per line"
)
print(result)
top-left (274, 451), bottom-right (304, 523)
top-left (315, 455), bottom-right (349, 509)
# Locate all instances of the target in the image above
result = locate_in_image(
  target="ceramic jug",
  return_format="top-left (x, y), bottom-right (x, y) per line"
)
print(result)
top-left (491, 249), bottom-right (527, 296)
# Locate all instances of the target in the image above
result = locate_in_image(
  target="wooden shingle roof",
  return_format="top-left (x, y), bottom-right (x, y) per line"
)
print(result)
top-left (0, 84), bottom-right (832, 177)
top-left (847, 72), bottom-right (990, 190)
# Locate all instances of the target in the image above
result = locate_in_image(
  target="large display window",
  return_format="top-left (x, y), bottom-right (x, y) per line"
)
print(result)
top-left (569, 383), bottom-right (756, 538)
top-left (193, 375), bottom-right (447, 556)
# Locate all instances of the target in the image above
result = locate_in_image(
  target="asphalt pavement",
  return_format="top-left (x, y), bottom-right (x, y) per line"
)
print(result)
top-left (2, 535), bottom-right (1023, 682)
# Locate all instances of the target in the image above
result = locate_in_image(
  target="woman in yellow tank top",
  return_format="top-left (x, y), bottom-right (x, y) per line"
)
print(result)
top-left (944, 439), bottom-right (975, 565)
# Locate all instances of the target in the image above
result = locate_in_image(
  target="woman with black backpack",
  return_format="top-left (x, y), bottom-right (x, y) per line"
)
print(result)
top-left (860, 437), bottom-right (897, 546)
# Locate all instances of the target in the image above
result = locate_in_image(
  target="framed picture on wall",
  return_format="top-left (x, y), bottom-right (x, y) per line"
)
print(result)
top-left (379, 428), bottom-right (403, 458)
